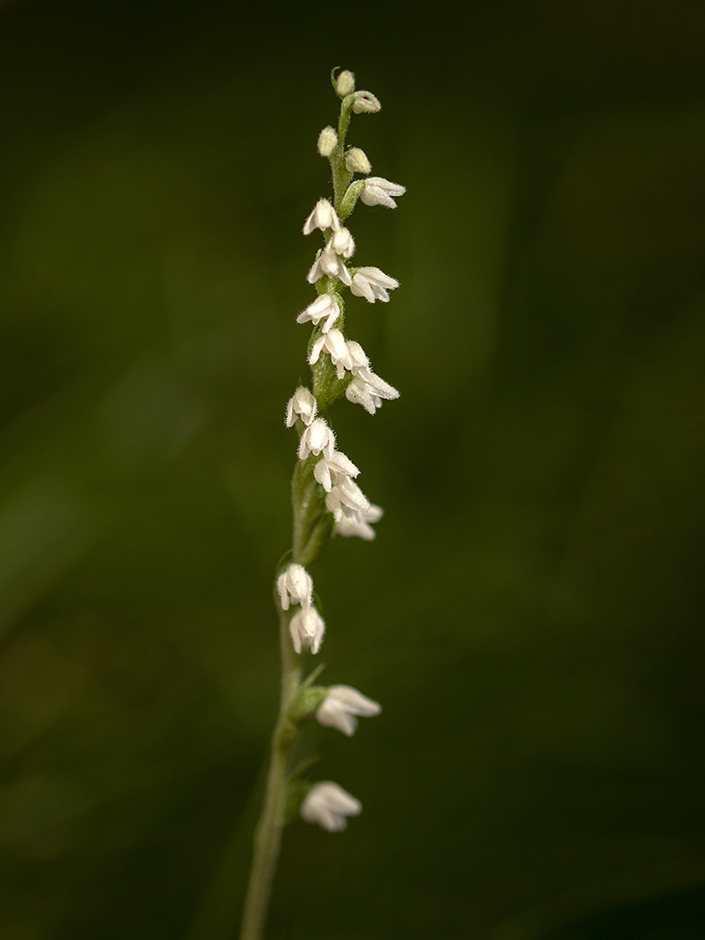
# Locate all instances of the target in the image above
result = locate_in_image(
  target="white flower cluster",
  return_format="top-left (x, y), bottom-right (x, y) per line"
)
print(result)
top-left (281, 71), bottom-right (403, 830)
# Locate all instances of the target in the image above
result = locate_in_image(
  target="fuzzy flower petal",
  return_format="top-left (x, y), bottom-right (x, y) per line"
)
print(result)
top-left (361, 177), bottom-right (406, 210)
top-left (313, 450), bottom-right (360, 492)
top-left (300, 781), bottom-right (362, 831)
top-left (303, 198), bottom-right (340, 235)
top-left (296, 294), bottom-right (341, 333)
top-left (316, 685), bottom-right (381, 736)
top-left (334, 504), bottom-right (383, 540)
top-left (285, 386), bottom-right (317, 427)
top-left (346, 372), bottom-right (400, 414)
top-left (350, 266), bottom-right (399, 303)
top-left (307, 248), bottom-right (352, 286)
top-left (308, 328), bottom-right (353, 380)
top-left (298, 417), bottom-right (336, 461)
top-left (289, 605), bottom-right (325, 654)
top-left (277, 563), bottom-right (313, 611)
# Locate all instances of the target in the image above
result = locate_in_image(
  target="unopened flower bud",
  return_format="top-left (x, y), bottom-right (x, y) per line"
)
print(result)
top-left (317, 126), bottom-right (338, 157)
top-left (336, 70), bottom-right (356, 97)
top-left (345, 148), bottom-right (371, 175)
top-left (352, 90), bottom-right (381, 114)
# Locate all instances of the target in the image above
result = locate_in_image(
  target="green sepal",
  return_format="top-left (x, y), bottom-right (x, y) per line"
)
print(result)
top-left (291, 456), bottom-right (335, 567)
top-left (288, 685), bottom-right (328, 724)
top-left (284, 757), bottom-right (319, 825)
top-left (339, 179), bottom-right (365, 222)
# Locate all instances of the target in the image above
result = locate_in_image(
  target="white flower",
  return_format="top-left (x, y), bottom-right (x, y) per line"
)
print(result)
top-left (345, 340), bottom-right (370, 373)
top-left (350, 266), bottom-right (399, 303)
top-left (317, 126), bottom-right (338, 157)
top-left (300, 781), bottom-right (362, 832)
top-left (303, 199), bottom-right (340, 236)
top-left (335, 70), bottom-right (356, 98)
top-left (346, 371), bottom-right (400, 414)
top-left (289, 605), bottom-right (325, 654)
top-left (352, 91), bottom-right (381, 114)
top-left (328, 227), bottom-right (355, 259)
top-left (313, 450), bottom-right (359, 492)
top-left (277, 563), bottom-right (313, 611)
top-left (285, 386), bottom-right (317, 427)
top-left (361, 177), bottom-right (406, 210)
top-left (307, 248), bottom-right (352, 286)
top-left (325, 478), bottom-right (370, 521)
top-left (298, 417), bottom-right (335, 461)
top-left (335, 504), bottom-right (383, 540)
top-left (309, 328), bottom-right (353, 380)
top-left (316, 685), bottom-right (381, 736)
top-left (296, 294), bottom-right (340, 333)
top-left (345, 148), bottom-right (371, 175)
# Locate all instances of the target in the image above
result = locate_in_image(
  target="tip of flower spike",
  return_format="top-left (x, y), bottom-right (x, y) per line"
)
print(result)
top-left (335, 69), bottom-right (356, 98)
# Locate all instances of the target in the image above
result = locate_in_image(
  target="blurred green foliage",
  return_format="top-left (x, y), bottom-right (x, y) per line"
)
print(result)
top-left (1, 1), bottom-right (704, 938)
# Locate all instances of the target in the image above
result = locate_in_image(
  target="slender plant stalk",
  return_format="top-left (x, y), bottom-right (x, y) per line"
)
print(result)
top-left (238, 609), bottom-right (300, 940)
top-left (239, 67), bottom-right (404, 940)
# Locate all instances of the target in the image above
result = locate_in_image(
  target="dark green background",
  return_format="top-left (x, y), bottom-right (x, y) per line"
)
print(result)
top-left (1, 1), bottom-right (704, 938)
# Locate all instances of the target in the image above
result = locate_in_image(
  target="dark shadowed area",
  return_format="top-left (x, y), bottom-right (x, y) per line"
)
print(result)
top-left (1, 1), bottom-right (704, 938)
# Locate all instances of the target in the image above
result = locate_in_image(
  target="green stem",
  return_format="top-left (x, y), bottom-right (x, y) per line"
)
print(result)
top-left (239, 610), bottom-right (301, 940)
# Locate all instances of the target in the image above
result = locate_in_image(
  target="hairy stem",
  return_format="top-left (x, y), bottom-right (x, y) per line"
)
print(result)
top-left (239, 609), bottom-right (301, 940)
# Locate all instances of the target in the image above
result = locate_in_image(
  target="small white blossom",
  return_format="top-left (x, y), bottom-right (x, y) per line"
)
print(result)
top-left (307, 248), bottom-right (352, 286)
top-left (300, 781), bottom-right (362, 832)
top-left (328, 227), bottom-right (356, 259)
top-left (317, 126), bottom-right (338, 157)
top-left (345, 340), bottom-right (370, 373)
top-left (325, 478), bottom-right (370, 521)
top-left (303, 199), bottom-right (340, 236)
top-left (296, 294), bottom-right (340, 333)
top-left (345, 148), bottom-right (371, 175)
top-left (285, 386), bottom-right (317, 427)
top-left (350, 266), bottom-right (399, 303)
top-left (289, 605), bottom-right (325, 654)
top-left (298, 417), bottom-right (335, 461)
top-left (335, 503), bottom-right (383, 540)
top-left (309, 328), bottom-right (353, 380)
top-left (361, 177), bottom-right (406, 210)
top-left (346, 370), bottom-right (400, 415)
top-left (336, 70), bottom-right (356, 98)
top-left (277, 563), bottom-right (313, 611)
top-left (316, 685), bottom-right (381, 736)
top-left (313, 450), bottom-right (359, 492)
top-left (352, 91), bottom-right (381, 114)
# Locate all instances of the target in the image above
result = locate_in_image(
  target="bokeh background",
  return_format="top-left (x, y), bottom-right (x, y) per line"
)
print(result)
top-left (1, 1), bottom-right (705, 938)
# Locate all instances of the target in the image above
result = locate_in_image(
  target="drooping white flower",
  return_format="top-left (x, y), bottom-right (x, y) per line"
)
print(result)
top-left (335, 70), bottom-right (356, 98)
top-left (307, 248), bottom-right (352, 286)
top-left (289, 605), bottom-right (325, 654)
top-left (309, 328), bottom-right (354, 380)
top-left (325, 478), bottom-right (370, 521)
top-left (352, 91), bottom-right (381, 114)
top-left (303, 199), bottom-right (340, 236)
top-left (317, 126), bottom-right (338, 157)
top-left (298, 417), bottom-right (336, 461)
top-left (316, 685), bottom-right (381, 736)
top-left (300, 781), bottom-right (362, 831)
top-left (313, 450), bottom-right (359, 492)
top-left (361, 177), bottom-right (406, 210)
top-left (346, 371), bottom-right (400, 414)
top-left (328, 227), bottom-right (355, 259)
top-left (350, 266), bottom-right (399, 303)
top-left (345, 148), bottom-right (371, 175)
top-left (277, 563), bottom-right (313, 611)
top-left (345, 340), bottom-right (370, 374)
top-left (296, 293), bottom-right (341, 333)
top-left (335, 504), bottom-right (383, 540)
top-left (285, 386), bottom-right (317, 427)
